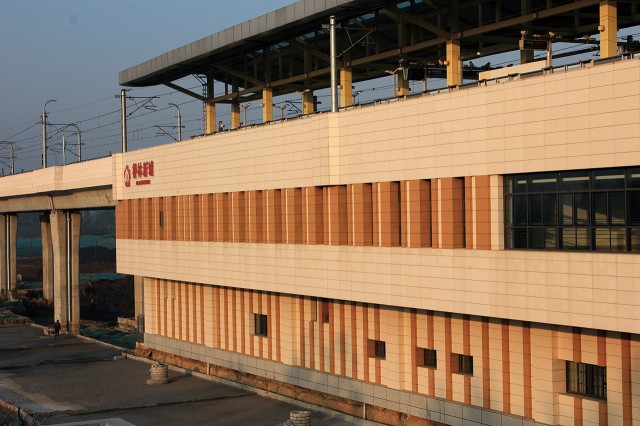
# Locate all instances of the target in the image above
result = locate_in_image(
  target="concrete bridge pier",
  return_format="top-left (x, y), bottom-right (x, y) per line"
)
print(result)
top-left (40, 215), bottom-right (54, 302)
top-left (50, 211), bottom-right (81, 334)
top-left (0, 214), bottom-right (18, 300)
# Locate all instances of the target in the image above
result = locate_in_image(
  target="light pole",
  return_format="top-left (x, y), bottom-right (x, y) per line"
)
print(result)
top-left (241, 103), bottom-right (251, 127)
top-left (168, 103), bottom-right (182, 141)
top-left (42, 99), bottom-right (57, 168)
top-left (0, 142), bottom-right (14, 175)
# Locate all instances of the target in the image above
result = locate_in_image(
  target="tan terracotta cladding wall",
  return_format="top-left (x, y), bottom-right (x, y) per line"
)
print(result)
top-left (116, 176), bottom-right (494, 250)
top-left (144, 278), bottom-right (639, 426)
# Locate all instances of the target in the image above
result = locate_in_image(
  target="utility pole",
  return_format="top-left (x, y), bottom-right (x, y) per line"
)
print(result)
top-left (169, 103), bottom-right (182, 141)
top-left (42, 99), bottom-right (57, 168)
top-left (121, 89), bottom-right (128, 153)
top-left (330, 16), bottom-right (338, 113)
top-left (62, 136), bottom-right (67, 165)
top-left (241, 103), bottom-right (251, 127)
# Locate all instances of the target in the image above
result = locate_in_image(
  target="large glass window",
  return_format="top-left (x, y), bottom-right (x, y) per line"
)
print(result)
top-left (505, 168), bottom-right (640, 252)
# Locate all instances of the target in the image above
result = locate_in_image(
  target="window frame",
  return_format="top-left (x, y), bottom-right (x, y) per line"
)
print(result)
top-left (368, 339), bottom-right (386, 359)
top-left (451, 353), bottom-right (473, 376)
top-left (504, 168), bottom-right (640, 252)
top-left (254, 313), bottom-right (268, 337)
top-left (566, 361), bottom-right (607, 401)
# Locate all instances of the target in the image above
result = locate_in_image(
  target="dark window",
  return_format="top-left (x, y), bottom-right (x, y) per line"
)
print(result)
top-left (419, 348), bottom-right (437, 369)
top-left (504, 168), bottom-right (640, 252)
top-left (254, 314), bottom-right (267, 336)
top-left (566, 361), bottom-right (606, 400)
top-left (159, 211), bottom-right (164, 228)
top-left (452, 353), bottom-right (473, 375)
top-left (369, 340), bottom-right (386, 359)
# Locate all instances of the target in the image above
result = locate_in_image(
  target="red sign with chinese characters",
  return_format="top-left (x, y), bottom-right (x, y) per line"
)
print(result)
top-left (124, 160), bottom-right (154, 187)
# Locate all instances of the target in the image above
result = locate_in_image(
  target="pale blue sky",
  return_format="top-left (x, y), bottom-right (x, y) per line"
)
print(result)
top-left (0, 0), bottom-right (296, 172)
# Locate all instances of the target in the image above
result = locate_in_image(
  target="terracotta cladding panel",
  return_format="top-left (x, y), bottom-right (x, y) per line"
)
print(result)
top-left (199, 194), bottom-right (213, 242)
top-left (303, 187), bottom-right (324, 245)
top-left (246, 190), bottom-right (264, 243)
top-left (190, 195), bottom-right (200, 242)
top-left (465, 178), bottom-right (474, 249)
top-left (230, 192), bottom-right (246, 243)
top-left (176, 196), bottom-right (186, 241)
top-left (166, 196), bottom-right (177, 241)
top-left (439, 177), bottom-right (465, 249)
top-left (348, 183), bottom-right (373, 246)
top-left (401, 180), bottom-right (431, 248)
top-left (263, 189), bottom-right (282, 244)
top-left (474, 176), bottom-right (492, 250)
top-left (284, 188), bottom-right (303, 244)
top-left (373, 182), bottom-right (400, 247)
top-left (325, 186), bottom-right (348, 245)
top-left (215, 193), bottom-right (230, 242)
top-left (431, 183), bottom-right (439, 248)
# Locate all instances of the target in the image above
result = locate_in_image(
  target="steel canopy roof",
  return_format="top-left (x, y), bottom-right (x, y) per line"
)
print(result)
top-left (119, 0), bottom-right (640, 103)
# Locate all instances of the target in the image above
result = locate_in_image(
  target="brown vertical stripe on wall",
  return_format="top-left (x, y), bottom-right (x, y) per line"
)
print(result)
top-left (410, 309), bottom-right (418, 393)
top-left (363, 304), bottom-right (370, 383)
top-left (347, 183), bottom-right (373, 246)
top-left (263, 189), bottom-right (282, 243)
top-left (374, 305), bottom-right (381, 385)
top-left (474, 176), bottom-right (492, 250)
top-left (284, 188), bottom-right (303, 244)
top-left (163, 281), bottom-right (168, 337)
top-left (445, 313), bottom-right (452, 400)
top-left (463, 315), bottom-right (471, 405)
top-left (401, 180), bottom-right (432, 248)
top-left (439, 177), bottom-right (465, 249)
top-left (464, 177), bottom-right (474, 249)
top-left (200, 286), bottom-right (205, 345)
top-left (325, 186), bottom-right (348, 245)
top-left (482, 318), bottom-right (490, 408)
top-left (230, 192), bottom-right (246, 243)
top-left (215, 193), bottom-right (229, 242)
top-left (501, 319), bottom-right (511, 413)
top-left (427, 311), bottom-right (435, 395)
top-left (319, 300), bottom-right (325, 372)
top-left (267, 293), bottom-right (273, 360)
top-left (309, 300), bottom-right (316, 370)
top-left (622, 333), bottom-right (632, 426)
top-left (185, 284), bottom-right (190, 342)
top-left (275, 294), bottom-right (281, 362)
top-left (573, 327), bottom-right (582, 426)
top-left (431, 181), bottom-right (440, 248)
top-left (329, 301), bottom-right (335, 374)
top-left (192, 284), bottom-right (198, 342)
top-left (241, 290), bottom-right (246, 354)
top-left (215, 287), bottom-right (221, 348)
top-left (597, 331), bottom-right (608, 426)
top-left (351, 304), bottom-right (357, 379)
top-left (155, 280), bottom-right (160, 335)
top-left (231, 289), bottom-right (237, 352)
top-left (249, 290), bottom-right (254, 356)
top-left (523, 322), bottom-right (532, 418)
top-left (174, 282), bottom-right (179, 339)
top-left (258, 293), bottom-right (263, 358)
top-left (373, 182), bottom-right (401, 247)
top-left (303, 186), bottom-right (324, 245)
top-left (167, 281), bottom-right (176, 339)
top-left (340, 302), bottom-right (346, 376)
top-left (223, 288), bottom-right (229, 350)
top-left (300, 298), bottom-right (306, 367)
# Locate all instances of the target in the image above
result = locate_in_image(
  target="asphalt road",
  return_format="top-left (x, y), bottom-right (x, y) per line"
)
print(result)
top-left (0, 325), bottom-right (360, 426)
